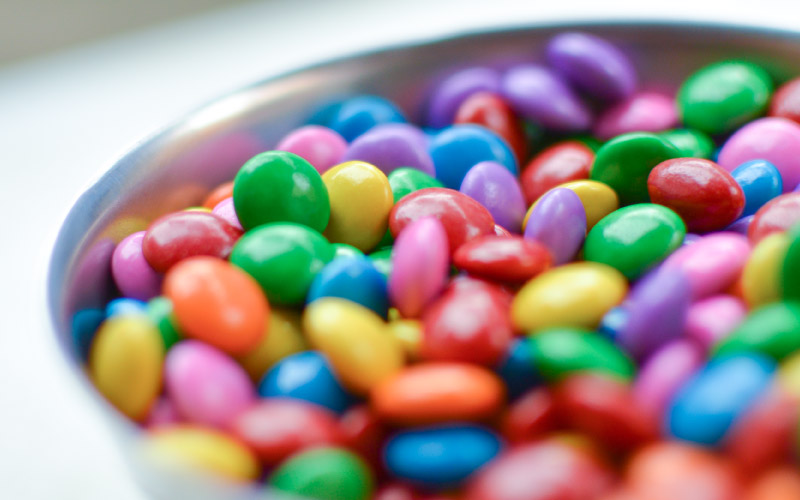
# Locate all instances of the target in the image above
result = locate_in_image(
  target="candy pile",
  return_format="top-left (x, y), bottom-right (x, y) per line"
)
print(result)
top-left (74, 31), bottom-right (800, 500)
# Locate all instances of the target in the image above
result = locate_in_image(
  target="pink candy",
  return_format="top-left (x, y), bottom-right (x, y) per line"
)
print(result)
top-left (388, 217), bottom-right (449, 318)
top-left (275, 125), bottom-right (347, 174)
top-left (211, 197), bottom-right (243, 230)
top-left (685, 295), bottom-right (748, 351)
top-left (661, 233), bottom-right (750, 299)
top-left (110, 231), bottom-right (162, 301)
top-left (593, 91), bottom-right (678, 141)
top-left (164, 340), bottom-right (255, 428)
top-left (634, 339), bottom-right (704, 417)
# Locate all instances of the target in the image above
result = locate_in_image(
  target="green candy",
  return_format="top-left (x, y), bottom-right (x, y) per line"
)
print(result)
top-left (659, 128), bottom-right (716, 159)
top-left (230, 223), bottom-right (334, 305)
top-left (269, 447), bottom-right (374, 500)
top-left (332, 243), bottom-right (364, 260)
top-left (590, 132), bottom-right (679, 205)
top-left (584, 204), bottom-right (686, 280)
top-left (528, 328), bottom-right (635, 382)
top-left (677, 60), bottom-right (772, 135)
top-left (782, 225), bottom-right (800, 300)
top-left (388, 167), bottom-right (443, 203)
top-left (368, 247), bottom-right (393, 279)
top-left (233, 151), bottom-right (330, 232)
top-left (145, 296), bottom-right (181, 349)
top-left (714, 302), bottom-right (800, 361)
top-left (572, 134), bottom-right (603, 152)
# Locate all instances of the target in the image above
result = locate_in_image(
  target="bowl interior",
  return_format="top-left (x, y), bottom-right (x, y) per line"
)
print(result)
top-left (47, 21), bottom-right (800, 499)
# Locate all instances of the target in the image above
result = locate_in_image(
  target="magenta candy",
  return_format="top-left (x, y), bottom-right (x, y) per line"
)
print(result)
top-left (660, 233), bottom-right (751, 299)
top-left (717, 117), bottom-right (800, 192)
top-left (165, 340), bottom-right (255, 428)
top-left (111, 231), bottom-right (162, 301)
top-left (211, 197), bottom-right (243, 230)
top-left (546, 31), bottom-right (637, 101)
top-left (389, 217), bottom-right (449, 318)
top-left (426, 67), bottom-right (502, 128)
top-left (501, 64), bottom-right (592, 131)
top-left (275, 125), bottom-right (347, 174)
top-left (633, 339), bottom-right (704, 417)
top-left (523, 187), bottom-right (586, 265)
top-left (459, 161), bottom-right (527, 233)
top-left (341, 123), bottom-right (435, 176)
top-left (685, 295), bottom-right (748, 351)
top-left (617, 269), bottom-right (690, 359)
top-left (593, 92), bottom-right (677, 140)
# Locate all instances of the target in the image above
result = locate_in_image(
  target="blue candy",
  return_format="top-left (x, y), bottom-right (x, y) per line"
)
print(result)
top-left (598, 306), bottom-right (628, 342)
top-left (666, 353), bottom-right (775, 446)
top-left (71, 308), bottom-right (105, 362)
top-left (326, 95), bottom-right (406, 141)
top-left (429, 124), bottom-right (518, 189)
top-left (105, 297), bottom-right (147, 317)
top-left (384, 424), bottom-right (503, 488)
top-left (258, 351), bottom-right (355, 413)
top-left (307, 256), bottom-right (389, 317)
top-left (495, 338), bottom-right (540, 400)
top-left (731, 159), bottom-right (783, 217)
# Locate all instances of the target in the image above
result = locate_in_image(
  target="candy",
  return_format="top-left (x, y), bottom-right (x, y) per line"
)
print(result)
top-left (371, 362), bottom-right (505, 425)
top-left (519, 140), bottom-right (594, 204)
top-left (460, 160), bottom-right (527, 233)
top-left (677, 60), bottom-right (772, 135)
top-left (500, 387), bottom-right (557, 443)
top-left (269, 447), bottom-right (374, 500)
top-left (210, 197), bottom-right (242, 230)
top-left (770, 77), bottom-right (800, 123)
top-left (684, 295), bottom-right (748, 350)
top-left (527, 179), bottom-right (619, 231)
top-left (426, 67), bottom-right (501, 128)
top-left (429, 124), bottom-right (518, 189)
top-left (146, 297), bottom-right (182, 350)
top-left (235, 308), bottom-right (305, 382)
top-left (454, 91), bottom-right (528, 163)
top-left (731, 160), bottom-right (783, 217)
top-left (342, 124), bottom-right (435, 176)
top-left (782, 226), bottom-right (800, 300)
top-left (633, 340), bottom-right (704, 417)
top-left (714, 302), bottom-right (800, 361)
top-left (111, 231), bottom-right (162, 301)
top-left (383, 425), bottom-right (502, 488)
top-left (528, 327), bottom-right (635, 382)
top-left (594, 91), bottom-right (677, 140)
top-left (523, 187), bottom-right (586, 265)
top-left (327, 95), bottom-right (406, 141)
top-left (495, 338), bottom-right (542, 401)
top-left (453, 235), bottom-right (552, 283)
top-left (201, 181), bottom-right (233, 210)
top-left (590, 132), bottom-right (679, 205)
top-left (748, 192), bottom-right (800, 243)
top-left (659, 128), bottom-right (715, 158)
top-left (258, 351), bottom-right (353, 413)
top-left (308, 256), bottom-right (389, 317)
top-left (387, 167), bottom-right (443, 202)
top-left (164, 256), bottom-right (267, 354)
top-left (275, 125), bottom-right (347, 174)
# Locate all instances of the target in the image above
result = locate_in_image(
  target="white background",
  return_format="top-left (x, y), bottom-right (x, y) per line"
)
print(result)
top-left (2, 0), bottom-right (800, 498)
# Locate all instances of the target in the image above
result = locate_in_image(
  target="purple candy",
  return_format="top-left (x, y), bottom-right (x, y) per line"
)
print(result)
top-left (459, 161), bottom-right (527, 233)
top-left (426, 67), bottom-right (502, 128)
top-left (523, 187), bottom-right (586, 264)
top-left (501, 64), bottom-right (592, 131)
top-left (212, 197), bottom-right (243, 230)
top-left (633, 339), bottom-right (703, 417)
top-left (616, 269), bottom-right (690, 359)
top-left (111, 231), bottom-right (162, 301)
top-left (341, 123), bottom-right (435, 176)
top-left (546, 32), bottom-right (637, 101)
top-left (724, 215), bottom-right (754, 235)
top-left (593, 91), bottom-right (677, 140)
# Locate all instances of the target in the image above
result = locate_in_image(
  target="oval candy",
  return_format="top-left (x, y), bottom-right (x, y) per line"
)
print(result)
top-left (429, 124), bottom-right (518, 189)
top-left (308, 256), bottom-right (389, 317)
top-left (520, 140), bottom-right (594, 204)
top-left (460, 160), bottom-right (527, 233)
top-left (275, 125), bottom-right (347, 174)
top-left (523, 187), bottom-right (586, 265)
top-left (731, 159), bottom-right (784, 217)
top-left (453, 235), bottom-right (552, 283)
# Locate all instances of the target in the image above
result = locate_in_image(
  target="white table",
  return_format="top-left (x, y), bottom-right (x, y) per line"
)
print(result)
top-left (2, 0), bottom-right (798, 497)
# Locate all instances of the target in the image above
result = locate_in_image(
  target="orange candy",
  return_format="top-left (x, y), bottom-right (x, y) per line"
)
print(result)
top-left (164, 256), bottom-right (268, 355)
top-left (201, 181), bottom-right (234, 209)
top-left (370, 362), bottom-right (505, 425)
top-left (744, 468), bottom-right (800, 500)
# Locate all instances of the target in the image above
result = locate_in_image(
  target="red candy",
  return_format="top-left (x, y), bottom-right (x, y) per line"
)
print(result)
top-left (769, 77), bottom-right (800, 124)
top-left (748, 192), bottom-right (800, 244)
top-left (520, 141), bottom-right (594, 204)
top-left (340, 404), bottom-right (386, 467)
top-left (453, 235), bottom-right (553, 283)
top-left (555, 374), bottom-right (657, 452)
top-left (229, 399), bottom-right (344, 465)
top-left (389, 188), bottom-right (495, 255)
top-left (454, 91), bottom-right (529, 165)
top-left (465, 441), bottom-right (615, 500)
top-left (500, 387), bottom-right (559, 444)
top-left (647, 158), bottom-right (745, 232)
top-left (422, 279), bottom-right (513, 365)
top-left (142, 211), bottom-right (242, 272)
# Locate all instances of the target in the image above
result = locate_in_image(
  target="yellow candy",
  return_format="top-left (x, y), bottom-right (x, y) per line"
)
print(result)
top-left (144, 426), bottom-right (260, 482)
top-left (742, 232), bottom-right (790, 308)
top-left (89, 316), bottom-right (163, 421)
top-left (512, 262), bottom-right (628, 333)
top-left (523, 180), bottom-right (619, 231)
top-left (303, 297), bottom-right (404, 393)
top-left (778, 352), bottom-right (800, 399)
top-left (388, 319), bottom-right (422, 360)
top-left (322, 161), bottom-right (393, 251)
top-left (236, 308), bottom-right (306, 382)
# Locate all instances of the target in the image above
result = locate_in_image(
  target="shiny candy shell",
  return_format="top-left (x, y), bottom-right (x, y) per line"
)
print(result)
top-left (342, 123), bottom-right (434, 176)
top-left (770, 76), bottom-right (800, 123)
top-left (685, 295), bottom-right (748, 351)
top-left (714, 301), bottom-right (800, 361)
top-left (327, 95), bottom-right (406, 141)
top-left (460, 160), bottom-right (527, 233)
top-left (731, 159), bottom-right (784, 217)
top-left (164, 256), bottom-right (268, 355)
top-left (387, 167), bottom-right (444, 203)
top-left (275, 124), bottom-right (347, 174)
top-left (269, 447), bottom-right (374, 500)
top-left (748, 192), bottom-right (800, 244)
top-left (593, 91), bottom-right (677, 141)
top-left (308, 256), bottom-right (389, 317)
top-left (783, 226), bottom-right (800, 300)
top-left (528, 327), bottom-right (635, 382)
top-left (111, 231), bottom-right (162, 301)
top-left (633, 339), bottom-right (704, 417)
top-left (454, 91), bottom-right (528, 164)
top-left (523, 187), bottom-right (586, 265)
top-left (429, 124), bottom-right (518, 189)
top-left (425, 66), bottom-right (501, 128)
top-left (524, 179), bottom-right (619, 231)
top-left (520, 140), bottom-right (594, 204)
top-left (453, 235), bottom-right (552, 283)
top-left (236, 308), bottom-right (306, 382)
top-left (512, 262), bottom-right (628, 333)
top-left (142, 211), bottom-right (242, 273)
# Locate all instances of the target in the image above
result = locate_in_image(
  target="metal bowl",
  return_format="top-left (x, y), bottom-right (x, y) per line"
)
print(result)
top-left (47, 21), bottom-right (800, 499)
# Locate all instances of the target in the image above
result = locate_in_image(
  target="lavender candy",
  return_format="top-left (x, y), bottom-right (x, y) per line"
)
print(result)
top-left (725, 215), bottom-right (754, 235)
top-left (341, 123), bottom-right (435, 176)
top-left (501, 64), bottom-right (592, 131)
top-left (426, 67), bottom-right (502, 129)
top-left (523, 187), bottom-right (586, 264)
top-left (460, 161), bottom-right (527, 234)
top-left (546, 32), bottom-right (637, 101)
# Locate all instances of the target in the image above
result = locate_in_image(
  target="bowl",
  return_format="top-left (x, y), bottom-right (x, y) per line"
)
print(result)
top-left (47, 21), bottom-right (800, 499)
